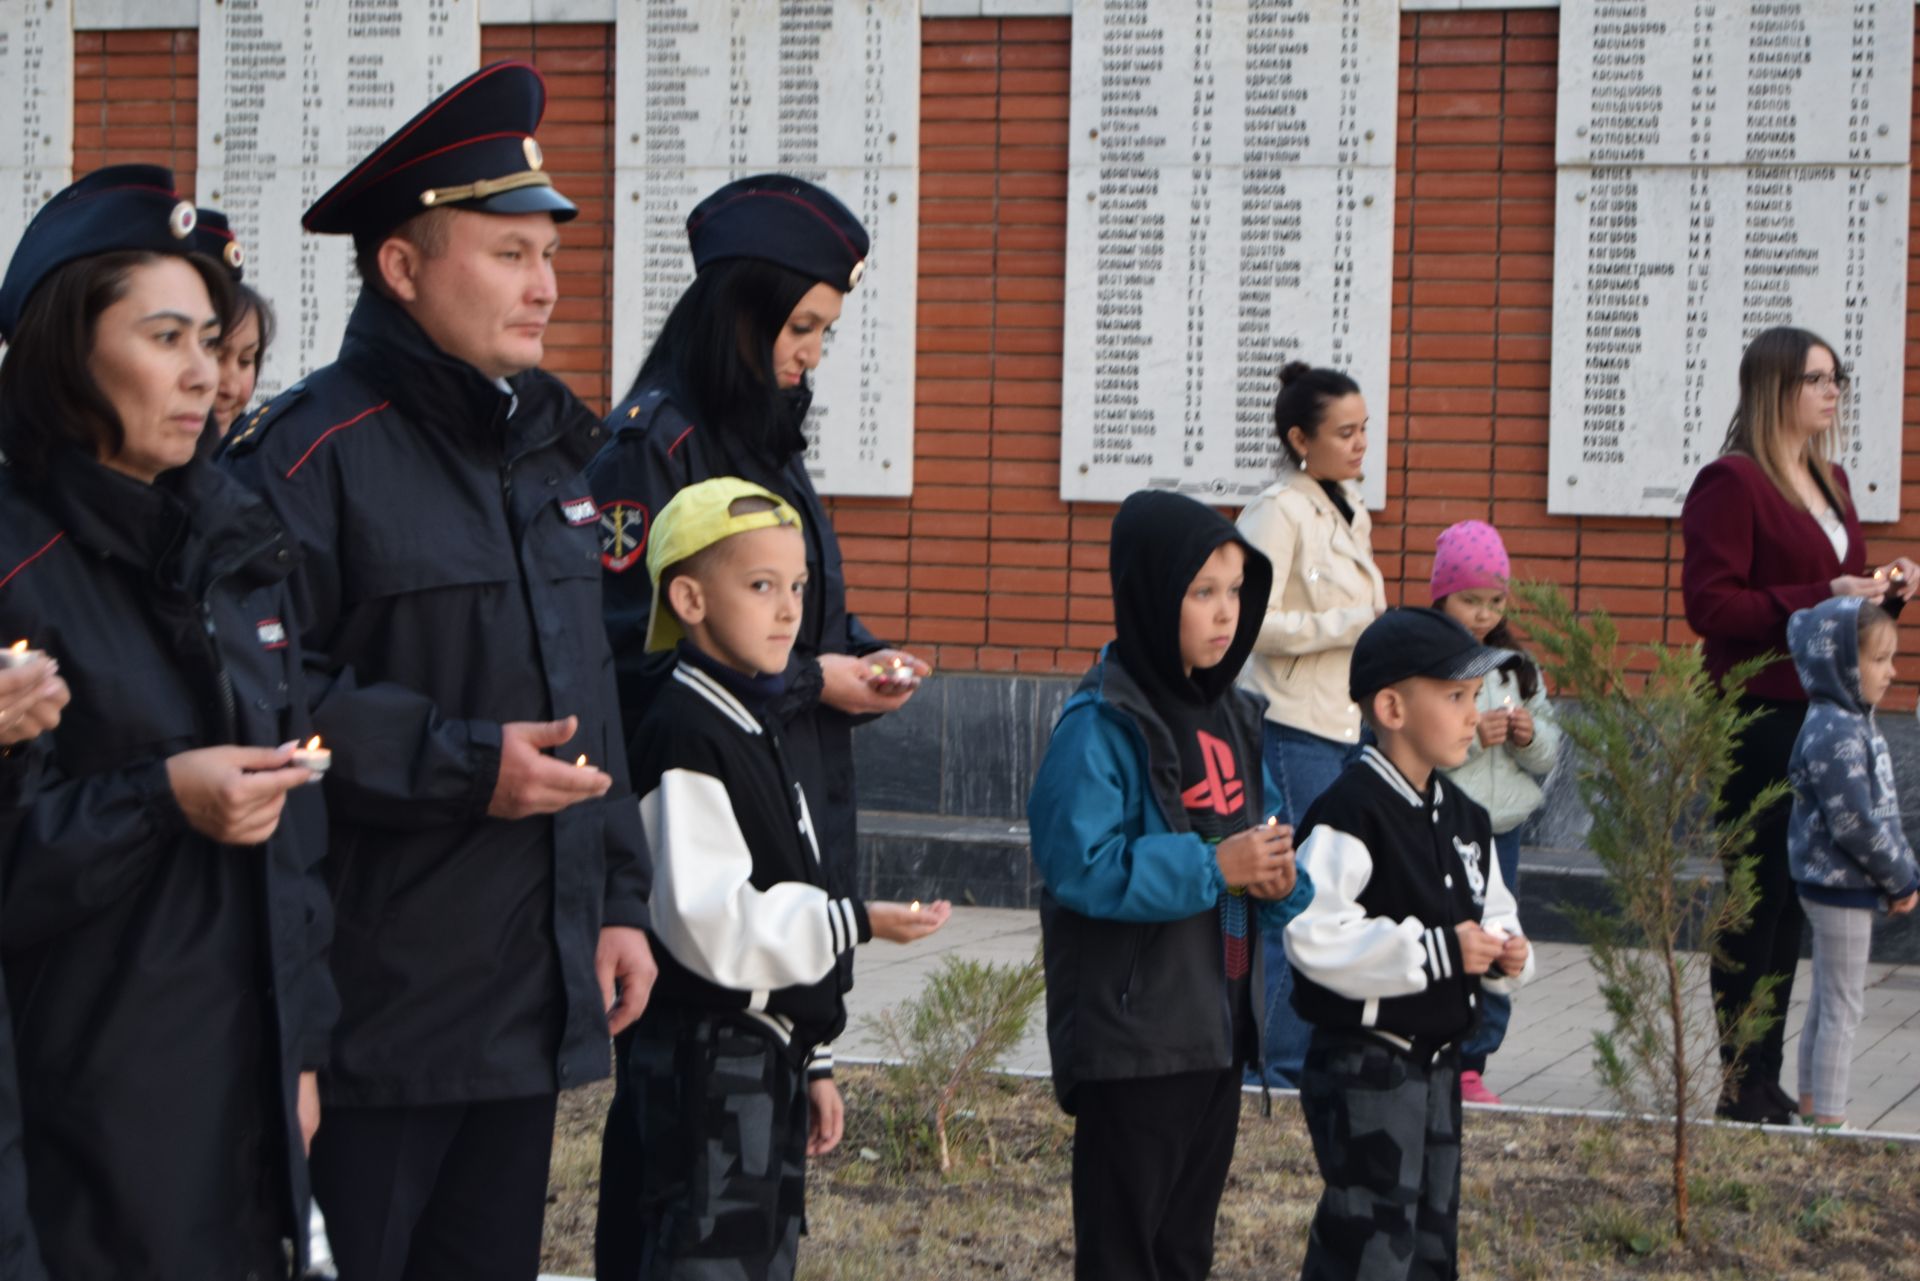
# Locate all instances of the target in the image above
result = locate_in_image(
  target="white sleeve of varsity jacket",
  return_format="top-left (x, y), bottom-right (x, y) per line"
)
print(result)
top-left (1479, 841), bottom-right (1535, 994)
top-left (1284, 825), bottom-right (1454, 1001)
top-left (639, 768), bottom-right (863, 994)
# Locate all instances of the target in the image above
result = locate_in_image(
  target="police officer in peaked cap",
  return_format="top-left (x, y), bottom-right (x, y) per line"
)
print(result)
top-left (219, 63), bottom-right (655, 1281)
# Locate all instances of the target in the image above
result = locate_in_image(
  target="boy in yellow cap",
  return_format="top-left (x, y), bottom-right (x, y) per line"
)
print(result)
top-left (596, 477), bottom-right (949, 1279)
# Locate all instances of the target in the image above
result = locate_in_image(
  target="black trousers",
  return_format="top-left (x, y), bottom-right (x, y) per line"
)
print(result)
top-left (308, 1094), bottom-right (558, 1281)
top-left (1712, 695), bottom-right (1807, 1083)
top-left (1069, 1069), bottom-right (1242, 1281)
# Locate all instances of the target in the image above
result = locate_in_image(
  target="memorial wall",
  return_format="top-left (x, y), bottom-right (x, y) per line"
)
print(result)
top-left (1550, 0), bottom-right (1914, 520)
top-left (612, 0), bottom-right (921, 497)
top-left (196, 0), bottom-right (480, 402)
top-left (1059, 0), bottom-right (1398, 507)
top-left (0, 0), bottom-right (74, 259)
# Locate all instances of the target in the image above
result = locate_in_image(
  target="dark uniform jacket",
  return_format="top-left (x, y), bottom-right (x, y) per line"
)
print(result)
top-left (627, 645), bottom-right (870, 1071)
top-left (0, 748), bottom-right (44, 1281)
top-left (588, 379), bottom-right (879, 987)
top-left (222, 290), bottom-right (651, 1106)
top-left (0, 448), bottom-right (335, 1277)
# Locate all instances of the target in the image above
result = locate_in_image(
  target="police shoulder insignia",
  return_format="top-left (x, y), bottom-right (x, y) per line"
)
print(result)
top-left (219, 382), bottom-right (312, 458)
top-left (598, 501), bottom-right (649, 574)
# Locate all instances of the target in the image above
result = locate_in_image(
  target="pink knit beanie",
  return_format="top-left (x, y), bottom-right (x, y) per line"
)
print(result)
top-left (1430, 520), bottom-right (1511, 603)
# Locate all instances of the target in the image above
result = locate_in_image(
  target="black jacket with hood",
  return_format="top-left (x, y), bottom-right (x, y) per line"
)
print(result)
top-left (1027, 491), bottom-right (1314, 1111)
top-left (0, 448), bottom-right (335, 1276)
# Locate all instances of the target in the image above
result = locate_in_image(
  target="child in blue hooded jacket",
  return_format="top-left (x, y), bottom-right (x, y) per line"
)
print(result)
top-left (1029, 490), bottom-right (1314, 1281)
top-left (1787, 596), bottom-right (1919, 1128)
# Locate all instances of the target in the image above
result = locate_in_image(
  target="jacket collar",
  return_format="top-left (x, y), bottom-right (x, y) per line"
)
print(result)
top-left (337, 289), bottom-right (607, 470)
top-left (1278, 463), bottom-right (1359, 518)
top-left (1360, 744), bottom-right (1443, 809)
top-left (38, 446), bottom-right (289, 592)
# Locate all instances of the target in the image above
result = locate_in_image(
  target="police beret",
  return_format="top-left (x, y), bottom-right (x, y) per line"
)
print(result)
top-left (0, 164), bottom-right (202, 341)
top-left (193, 208), bottom-right (247, 281)
top-left (302, 60), bottom-right (577, 247)
top-left (687, 174), bottom-right (870, 292)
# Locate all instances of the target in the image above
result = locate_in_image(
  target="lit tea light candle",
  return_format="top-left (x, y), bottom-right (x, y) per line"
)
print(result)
top-left (0, 640), bottom-right (45, 670)
top-left (291, 735), bottom-right (331, 775)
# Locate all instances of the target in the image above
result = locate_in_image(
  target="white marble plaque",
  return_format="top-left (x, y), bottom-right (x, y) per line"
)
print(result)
top-left (197, 0), bottom-right (479, 400)
top-left (612, 0), bottom-right (921, 497)
top-left (0, 0), bottom-right (74, 258)
top-left (1551, 0), bottom-right (1912, 520)
top-left (1558, 0), bottom-right (1912, 168)
top-left (1060, 0), bottom-right (1397, 507)
top-left (1550, 164), bottom-right (1909, 520)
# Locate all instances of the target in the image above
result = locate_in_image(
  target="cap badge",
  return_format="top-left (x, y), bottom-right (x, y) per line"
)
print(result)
top-left (523, 137), bottom-right (544, 171)
top-left (168, 201), bottom-right (197, 240)
top-left (224, 240), bottom-right (246, 271)
top-left (848, 258), bottom-right (866, 290)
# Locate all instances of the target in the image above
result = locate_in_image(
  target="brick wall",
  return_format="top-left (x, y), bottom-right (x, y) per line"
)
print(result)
top-left (480, 24), bottom-right (617, 412)
top-left (71, 11), bottom-right (1920, 704)
top-left (73, 28), bottom-right (198, 199)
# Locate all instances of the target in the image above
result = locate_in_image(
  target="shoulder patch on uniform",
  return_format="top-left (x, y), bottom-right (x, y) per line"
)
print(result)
top-left (218, 382), bottom-right (312, 458)
top-left (598, 501), bottom-right (649, 573)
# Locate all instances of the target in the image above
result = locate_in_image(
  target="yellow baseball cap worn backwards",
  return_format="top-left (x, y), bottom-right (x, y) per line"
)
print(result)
top-left (645, 477), bottom-right (804, 653)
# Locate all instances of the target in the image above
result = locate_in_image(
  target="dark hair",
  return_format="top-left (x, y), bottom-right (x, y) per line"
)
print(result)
top-left (626, 258), bottom-right (818, 444)
top-left (1485, 617), bottom-right (1542, 702)
top-left (229, 281), bottom-right (276, 369)
top-left (0, 250), bottom-right (234, 479)
top-left (1859, 601), bottom-right (1897, 641)
top-left (1273, 360), bottom-right (1362, 466)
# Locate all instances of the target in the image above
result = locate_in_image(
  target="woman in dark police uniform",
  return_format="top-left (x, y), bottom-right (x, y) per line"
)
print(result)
top-left (0, 166), bottom-right (336, 1280)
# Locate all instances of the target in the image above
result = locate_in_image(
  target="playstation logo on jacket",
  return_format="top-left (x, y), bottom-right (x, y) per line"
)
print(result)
top-left (300, 60), bottom-right (578, 249)
top-left (0, 164), bottom-right (205, 341)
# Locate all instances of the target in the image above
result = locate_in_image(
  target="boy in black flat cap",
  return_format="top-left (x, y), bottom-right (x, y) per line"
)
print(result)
top-left (221, 62), bottom-right (655, 1281)
top-left (1285, 607), bottom-right (1535, 1281)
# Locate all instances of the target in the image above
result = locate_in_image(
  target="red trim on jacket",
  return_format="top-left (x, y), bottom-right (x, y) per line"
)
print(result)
top-left (285, 402), bottom-right (393, 479)
top-left (0, 531), bottom-right (66, 592)
top-left (666, 424), bottom-right (696, 458)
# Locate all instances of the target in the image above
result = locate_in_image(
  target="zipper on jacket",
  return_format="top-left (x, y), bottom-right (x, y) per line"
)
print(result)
top-left (199, 600), bottom-right (239, 743)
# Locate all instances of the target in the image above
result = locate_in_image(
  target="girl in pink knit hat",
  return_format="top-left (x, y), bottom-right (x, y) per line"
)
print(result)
top-left (1431, 520), bottom-right (1562, 1105)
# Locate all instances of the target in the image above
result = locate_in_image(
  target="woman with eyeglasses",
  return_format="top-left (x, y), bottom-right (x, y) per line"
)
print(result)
top-left (1680, 325), bottom-right (1917, 1124)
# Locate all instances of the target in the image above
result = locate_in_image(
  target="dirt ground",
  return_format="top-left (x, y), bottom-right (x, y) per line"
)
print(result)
top-left (545, 1066), bottom-right (1920, 1280)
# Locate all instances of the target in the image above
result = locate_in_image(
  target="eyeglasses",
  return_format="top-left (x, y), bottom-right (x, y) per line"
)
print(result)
top-left (1800, 370), bottom-right (1853, 391)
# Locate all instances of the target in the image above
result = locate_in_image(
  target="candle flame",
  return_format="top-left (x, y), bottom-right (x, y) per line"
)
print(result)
top-left (575, 754), bottom-right (588, 768)
top-left (7, 641), bottom-right (24, 655)
top-left (304, 736), bottom-right (322, 751)
top-left (910, 900), bottom-right (922, 912)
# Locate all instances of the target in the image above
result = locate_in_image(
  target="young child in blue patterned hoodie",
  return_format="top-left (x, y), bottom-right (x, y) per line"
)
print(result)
top-left (1786, 596), bottom-right (1919, 1129)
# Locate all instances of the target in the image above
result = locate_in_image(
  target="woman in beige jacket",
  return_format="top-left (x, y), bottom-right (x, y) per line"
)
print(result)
top-left (1236, 360), bottom-right (1385, 1086)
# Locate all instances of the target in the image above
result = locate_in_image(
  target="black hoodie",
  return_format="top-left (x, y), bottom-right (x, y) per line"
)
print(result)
top-left (1111, 492), bottom-right (1276, 1050)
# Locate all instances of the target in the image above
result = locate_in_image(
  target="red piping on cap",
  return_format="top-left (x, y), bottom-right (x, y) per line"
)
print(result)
top-left (303, 61), bottom-right (545, 227)
top-left (686, 189), bottom-right (863, 264)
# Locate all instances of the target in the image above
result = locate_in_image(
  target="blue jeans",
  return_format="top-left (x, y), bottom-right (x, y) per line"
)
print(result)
top-left (1253, 723), bottom-right (1360, 1088)
top-left (1460, 829), bottom-right (1522, 1072)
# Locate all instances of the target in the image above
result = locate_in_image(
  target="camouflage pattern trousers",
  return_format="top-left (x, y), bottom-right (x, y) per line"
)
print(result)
top-left (1298, 1027), bottom-right (1462, 1281)
top-left (596, 1006), bottom-right (810, 1281)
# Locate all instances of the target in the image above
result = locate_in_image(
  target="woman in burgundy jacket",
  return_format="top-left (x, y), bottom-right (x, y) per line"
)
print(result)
top-left (1681, 325), bottom-right (1918, 1123)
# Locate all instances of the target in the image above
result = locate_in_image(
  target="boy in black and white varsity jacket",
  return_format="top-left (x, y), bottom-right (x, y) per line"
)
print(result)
top-left (595, 478), bottom-right (949, 1281)
top-left (1285, 607), bottom-right (1535, 1281)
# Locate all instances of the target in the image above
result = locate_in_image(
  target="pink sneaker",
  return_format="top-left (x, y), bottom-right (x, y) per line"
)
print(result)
top-left (1459, 1070), bottom-right (1503, 1105)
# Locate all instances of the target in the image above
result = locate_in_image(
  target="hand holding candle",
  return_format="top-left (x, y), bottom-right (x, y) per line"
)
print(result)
top-left (869, 898), bottom-right (952, 943)
top-left (0, 647), bottom-right (68, 744)
top-left (865, 650), bottom-right (928, 695)
top-left (0, 640), bottom-right (46, 670)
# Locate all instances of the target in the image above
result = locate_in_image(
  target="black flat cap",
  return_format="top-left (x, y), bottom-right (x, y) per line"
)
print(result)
top-left (302, 60), bottom-right (577, 247)
top-left (687, 174), bottom-right (870, 292)
top-left (1349, 607), bottom-right (1518, 704)
top-left (0, 164), bottom-right (201, 341)
top-left (193, 208), bottom-right (246, 280)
